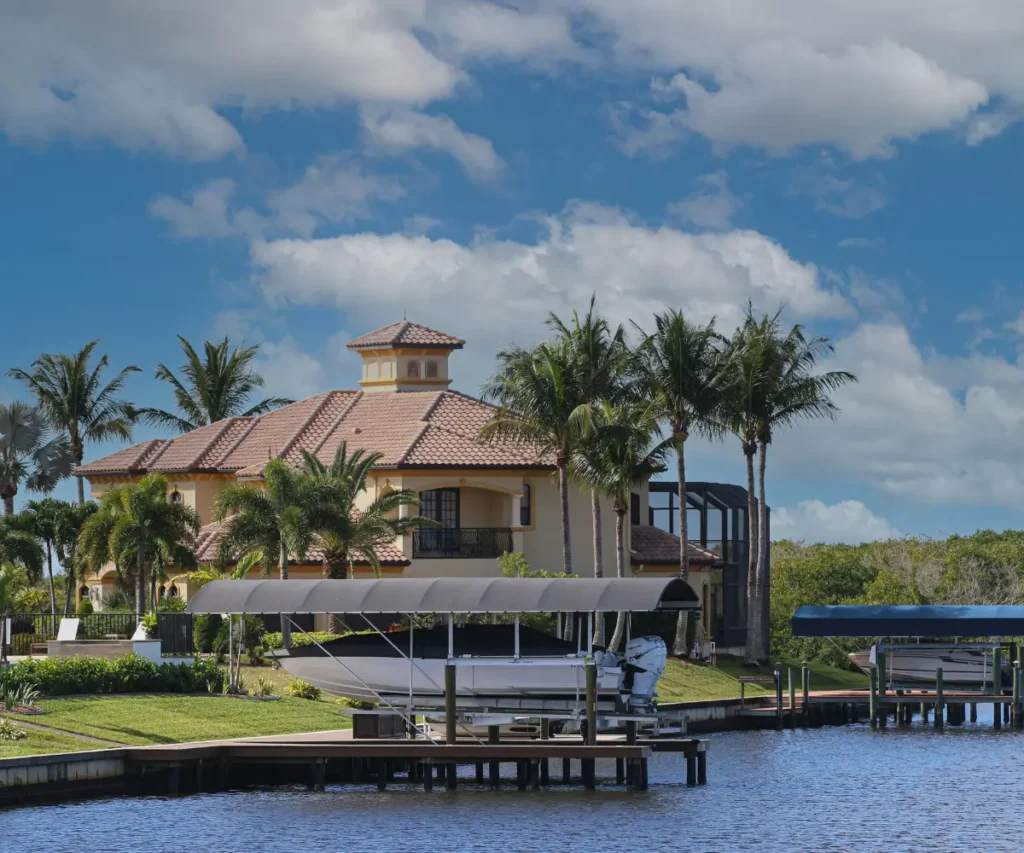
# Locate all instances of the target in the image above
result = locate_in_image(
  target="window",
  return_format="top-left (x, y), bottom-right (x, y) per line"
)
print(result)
top-left (170, 490), bottom-right (182, 504)
top-left (630, 492), bottom-right (640, 526)
top-left (425, 360), bottom-right (438, 378)
top-left (407, 361), bottom-right (420, 378)
top-left (520, 484), bottom-right (531, 526)
top-left (420, 488), bottom-right (460, 528)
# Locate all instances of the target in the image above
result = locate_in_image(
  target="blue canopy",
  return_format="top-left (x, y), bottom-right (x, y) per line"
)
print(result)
top-left (792, 605), bottom-right (1024, 638)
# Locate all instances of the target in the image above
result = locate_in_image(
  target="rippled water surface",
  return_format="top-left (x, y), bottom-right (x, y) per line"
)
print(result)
top-left (8, 714), bottom-right (1024, 852)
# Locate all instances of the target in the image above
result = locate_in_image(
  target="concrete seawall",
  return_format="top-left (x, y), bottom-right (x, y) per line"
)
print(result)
top-left (0, 748), bottom-right (130, 806)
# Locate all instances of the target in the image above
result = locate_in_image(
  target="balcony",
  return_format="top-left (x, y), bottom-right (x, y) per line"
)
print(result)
top-left (413, 528), bottom-right (514, 559)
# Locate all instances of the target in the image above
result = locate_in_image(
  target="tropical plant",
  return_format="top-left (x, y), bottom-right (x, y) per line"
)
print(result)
top-left (482, 338), bottom-right (593, 578)
top-left (253, 675), bottom-right (276, 698)
top-left (0, 654), bottom-right (223, 696)
top-left (633, 310), bottom-right (726, 655)
top-left (53, 500), bottom-right (97, 616)
top-left (15, 498), bottom-right (67, 618)
top-left (0, 562), bottom-right (28, 663)
top-left (8, 341), bottom-right (139, 504)
top-left (78, 474), bottom-right (200, 616)
top-left (301, 444), bottom-right (430, 580)
top-left (0, 402), bottom-right (75, 515)
top-left (287, 677), bottom-right (322, 701)
top-left (178, 550), bottom-right (264, 590)
top-left (141, 611), bottom-right (158, 635)
top-left (735, 307), bottom-right (857, 661)
top-left (0, 717), bottom-right (27, 741)
top-left (0, 520), bottom-right (44, 585)
top-left (569, 401), bottom-right (670, 652)
top-left (76, 599), bottom-right (93, 616)
top-left (0, 682), bottom-right (41, 711)
top-left (133, 336), bottom-right (292, 433)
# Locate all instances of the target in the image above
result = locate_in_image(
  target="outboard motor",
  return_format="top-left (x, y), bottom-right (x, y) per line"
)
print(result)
top-left (619, 635), bottom-right (667, 711)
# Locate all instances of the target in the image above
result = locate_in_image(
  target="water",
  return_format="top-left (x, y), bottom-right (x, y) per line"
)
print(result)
top-left (7, 714), bottom-right (1024, 852)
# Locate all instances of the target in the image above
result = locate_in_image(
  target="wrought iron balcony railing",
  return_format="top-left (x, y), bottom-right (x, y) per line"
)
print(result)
top-left (413, 527), bottom-right (514, 559)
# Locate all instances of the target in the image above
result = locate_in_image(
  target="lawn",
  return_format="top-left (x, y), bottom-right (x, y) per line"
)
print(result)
top-left (0, 725), bottom-right (113, 759)
top-left (657, 657), bottom-right (867, 703)
top-left (5, 694), bottom-right (351, 748)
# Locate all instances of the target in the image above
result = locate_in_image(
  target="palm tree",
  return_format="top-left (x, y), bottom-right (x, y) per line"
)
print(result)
top-left (742, 308), bottom-right (857, 661)
top-left (0, 563), bottom-right (29, 664)
top-left (483, 338), bottom-right (592, 578)
top-left (302, 444), bottom-right (430, 580)
top-left (0, 519), bottom-right (44, 585)
top-left (53, 501), bottom-right (97, 616)
top-left (214, 459), bottom-right (336, 648)
top-left (15, 498), bottom-right (66, 618)
top-left (79, 474), bottom-right (199, 616)
top-left (634, 310), bottom-right (726, 655)
top-left (8, 341), bottom-right (139, 503)
top-left (133, 336), bottom-right (293, 433)
top-left (0, 402), bottom-right (75, 516)
top-left (570, 401), bottom-right (670, 652)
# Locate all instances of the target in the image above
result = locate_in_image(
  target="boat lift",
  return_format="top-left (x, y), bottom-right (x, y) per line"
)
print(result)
top-left (187, 577), bottom-right (701, 743)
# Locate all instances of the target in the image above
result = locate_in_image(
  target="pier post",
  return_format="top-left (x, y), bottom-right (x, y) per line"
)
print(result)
top-left (444, 664), bottom-right (457, 745)
top-left (686, 754), bottom-right (697, 787)
top-left (562, 757), bottom-right (571, 784)
top-left (993, 646), bottom-right (1002, 697)
top-left (446, 763), bottom-right (457, 790)
top-left (488, 725), bottom-right (499, 786)
top-left (585, 662), bottom-right (598, 746)
top-left (424, 763), bottom-right (433, 791)
top-left (877, 650), bottom-right (886, 700)
top-left (697, 748), bottom-right (707, 785)
top-left (788, 668), bottom-right (796, 720)
top-left (869, 668), bottom-right (877, 727)
top-left (802, 661), bottom-right (810, 726)
top-left (775, 662), bottom-right (784, 729)
top-left (616, 758), bottom-right (625, 784)
top-left (1015, 663), bottom-right (1023, 729)
top-left (934, 667), bottom-right (943, 729)
top-left (970, 702), bottom-right (977, 723)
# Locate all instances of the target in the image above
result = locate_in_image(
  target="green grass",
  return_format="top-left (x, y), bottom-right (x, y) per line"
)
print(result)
top-left (6, 694), bottom-right (352, 747)
top-left (657, 657), bottom-right (868, 703)
top-left (0, 725), bottom-right (113, 758)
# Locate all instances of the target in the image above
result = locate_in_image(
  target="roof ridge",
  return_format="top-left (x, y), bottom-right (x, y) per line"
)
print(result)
top-left (185, 418), bottom-right (240, 471)
top-left (419, 390), bottom-right (446, 422)
top-left (210, 415), bottom-right (259, 469)
top-left (311, 391), bottom-right (363, 457)
top-left (396, 421), bottom-right (432, 465)
top-left (141, 438), bottom-right (172, 469)
top-left (278, 391), bottom-right (334, 462)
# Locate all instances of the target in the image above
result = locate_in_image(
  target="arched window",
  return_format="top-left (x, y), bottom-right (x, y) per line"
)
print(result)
top-left (170, 490), bottom-right (182, 504)
top-left (168, 585), bottom-right (179, 598)
top-left (407, 361), bottom-right (420, 378)
top-left (158, 585), bottom-right (166, 599)
top-left (520, 484), bottom-right (532, 526)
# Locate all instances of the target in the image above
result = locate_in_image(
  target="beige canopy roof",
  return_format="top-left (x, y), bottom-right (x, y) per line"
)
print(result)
top-left (185, 577), bottom-right (700, 615)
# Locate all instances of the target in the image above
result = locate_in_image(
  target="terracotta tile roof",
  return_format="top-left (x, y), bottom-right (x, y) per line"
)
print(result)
top-left (629, 525), bottom-right (719, 566)
top-left (346, 321), bottom-right (465, 350)
top-left (76, 389), bottom-right (551, 477)
top-left (193, 520), bottom-right (408, 566)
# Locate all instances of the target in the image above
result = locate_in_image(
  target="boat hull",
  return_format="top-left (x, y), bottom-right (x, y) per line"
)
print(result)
top-left (849, 647), bottom-right (1003, 687)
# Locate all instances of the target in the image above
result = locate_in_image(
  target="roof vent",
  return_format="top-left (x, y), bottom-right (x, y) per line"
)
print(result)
top-left (353, 427), bottom-right (362, 434)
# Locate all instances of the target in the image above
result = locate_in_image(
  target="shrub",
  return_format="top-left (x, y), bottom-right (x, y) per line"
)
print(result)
top-left (287, 678), bottom-right (322, 701)
top-left (0, 718), bottom-right (27, 741)
top-left (262, 631), bottom-right (345, 651)
top-left (336, 696), bottom-right (374, 711)
top-left (193, 614), bottom-right (223, 654)
top-left (141, 611), bottom-right (159, 635)
top-left (157, 598), bottom-right (188, 613)
top-left (214, 616), bottom-right (266, 664)
top-left (76, 599), bottom-right (94, 616)
top-left (1, 683), bottom-right (40, 710)
top-left (0, 654), bottom-right (224, 697)
top-left (253, 676), bottom-right (276, 698)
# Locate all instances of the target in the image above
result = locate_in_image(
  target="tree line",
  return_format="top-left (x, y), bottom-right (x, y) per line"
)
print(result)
top-left (483, 298), bottom-right (856, 662)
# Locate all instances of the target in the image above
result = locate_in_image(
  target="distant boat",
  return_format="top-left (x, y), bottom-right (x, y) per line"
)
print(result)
top-left (849, 646), bottom-right (1008, 687)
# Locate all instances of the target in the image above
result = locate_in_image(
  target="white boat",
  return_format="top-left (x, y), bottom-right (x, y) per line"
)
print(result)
top-left (271, 624), bottom-right (667, 714)
top-left (849, 645), bottom-right (1008, 687)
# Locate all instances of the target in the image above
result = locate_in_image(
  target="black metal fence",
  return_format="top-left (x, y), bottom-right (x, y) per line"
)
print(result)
top-left (413, 527), bottom-right (514, 559)
top-left (3, 612), bottom-right (193, 657)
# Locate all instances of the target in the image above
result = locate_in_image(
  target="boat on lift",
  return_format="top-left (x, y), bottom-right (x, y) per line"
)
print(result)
top-left (271, 623), bottom-right (668, 715)
top-left (848, 644), bottom-right (1009, 687)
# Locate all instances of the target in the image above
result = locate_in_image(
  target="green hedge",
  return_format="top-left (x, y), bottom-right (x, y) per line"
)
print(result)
top-left (0, 654), bottom-right (224, 697)
top-left (262, 631), bottom-right (345, 651)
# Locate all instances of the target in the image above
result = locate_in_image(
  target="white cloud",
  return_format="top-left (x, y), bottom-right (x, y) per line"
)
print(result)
top-left (150, 159), bottom-right (403, 240)
top-left (787, 155), bottom-right (888, 219)
top-left (254, 337), bottom-right (330, 401)
top-left (361, 108), bottom-right (504, 181)
top-left (1005, 311), bottom-right (1024, 337)
top-left (666, 171), bottom-right (743, 230)
top-left (847, 269), bottom-right (905, 316)
top-left (838, 237), bottom-right (884, 250)
top-left (772, 500), bottom-right (902, 544)
top-left (955, 307), bottom-right (986, 324)
top-left (248, 202), bottom-right (850, 393)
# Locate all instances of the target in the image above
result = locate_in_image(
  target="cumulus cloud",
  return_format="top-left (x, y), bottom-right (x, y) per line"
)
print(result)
top-left (361, 108), bottom-right (504, 181)
top-left (667, 171), bottom-right (743, 230)
top-left (772, 500), bottom-right (902, 543)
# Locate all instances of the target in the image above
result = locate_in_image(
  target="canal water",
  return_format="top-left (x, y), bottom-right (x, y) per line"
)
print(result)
top-left (7, 714), bottom-right (1023, 852)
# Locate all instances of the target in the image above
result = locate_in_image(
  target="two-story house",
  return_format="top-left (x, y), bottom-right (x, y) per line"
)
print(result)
top-left (75, 322), bottom-right (721, 630)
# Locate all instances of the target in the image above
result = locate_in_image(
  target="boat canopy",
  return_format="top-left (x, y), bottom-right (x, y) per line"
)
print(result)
top-left (186, 577), bottom-right (700, 615)
top-left (792, 605), bottom-right (1024, 638)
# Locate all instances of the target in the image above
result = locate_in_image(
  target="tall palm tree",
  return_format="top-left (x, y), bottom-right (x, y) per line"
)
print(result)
top-left (302, 444), bottom-right (430, 580)
top-left (79, 474), bottom-right (199, 616)
top-left (570, 401), bottom-right (670, 652)
top-left (214, 459), bottom-right (337, 648)
top-left (53, 500), bottom-right (97, 616)
top-left (0, 518), bottom-right (44, 585)
top-left (134, 336), bottom-right (292, 433)
top-left (482, 338), bottom-right (591, 577)
top-left (634, 310), bottom-right (726, 655)
top-left (0, 402), bottom-right (75, 516)
top-left (742, 308), bottom-right (857, 661)
top-left (8, 341), bottom-right (139, 503)
top-left (14, 498), bottom-right (65, 618)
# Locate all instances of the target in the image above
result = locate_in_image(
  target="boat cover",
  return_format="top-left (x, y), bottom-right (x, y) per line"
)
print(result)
top-left (792, 605), bottom-right (1024, 638)
top-left (186, 576), bottom-right (699, 615)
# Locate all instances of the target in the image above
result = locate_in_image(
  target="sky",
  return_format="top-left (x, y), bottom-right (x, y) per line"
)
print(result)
top-left (4, 1), bottom-right (1024, 545)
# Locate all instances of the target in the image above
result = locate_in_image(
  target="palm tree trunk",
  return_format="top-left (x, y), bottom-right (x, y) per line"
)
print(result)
top-left (135, 535), bottom-right (147, 619)
top-left (754, 441), bottom-right (770, 662)
top-left (591, 490), bottom-right (605, 646)
top-left (744, 441), bottom-right (759, 664)
top-left (46, 542), bottom-right (56, 620)
top-left (279, 540), bottom-right (291, 650)
top-left (76, 476), bottom-right (85, 504)
top-left (0, 612), bottom-right (6, 665)
top-left (63, 570), bottom-right (74, 617)
top-left (608, 508), bottom-right (627, 653)
top-left (2, 493), bottom-right (13, 516)
top-left (557, 458), bottom-right (573, 576)
top-left (672, 439), bottom-right (689, 656)
top-left (73, 439), bottom-right (85, 504)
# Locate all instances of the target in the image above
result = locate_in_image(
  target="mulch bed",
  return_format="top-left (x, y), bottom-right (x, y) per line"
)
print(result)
top-left (0, 704), bottom-right (45, 715)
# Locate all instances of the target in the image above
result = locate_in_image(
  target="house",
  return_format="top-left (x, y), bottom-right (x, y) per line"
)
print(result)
top-left (75, 321), bottom-right (723, 634)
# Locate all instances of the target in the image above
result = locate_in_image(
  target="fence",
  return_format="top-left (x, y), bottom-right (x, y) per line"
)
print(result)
top-left (3, 612), bottom-right (193, 657)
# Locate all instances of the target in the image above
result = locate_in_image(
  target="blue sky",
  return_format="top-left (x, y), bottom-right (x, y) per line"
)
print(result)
top-left (4, 2), bottom-right (1024, 543)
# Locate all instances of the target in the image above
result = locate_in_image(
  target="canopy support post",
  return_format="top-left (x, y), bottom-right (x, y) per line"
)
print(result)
top-left (514, 615), bottom-right (520, 658)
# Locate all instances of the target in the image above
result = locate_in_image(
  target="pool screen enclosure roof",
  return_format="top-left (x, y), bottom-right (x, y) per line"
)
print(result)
top-left (186, 577), bottom-right (700, 616)
top-left (792, 605), bottom-right (1024, 638)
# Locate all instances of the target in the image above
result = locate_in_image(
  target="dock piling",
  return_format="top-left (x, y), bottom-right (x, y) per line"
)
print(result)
top-left (934, 667), bottom-right (943, 729)
top-left (1015, 662), bottom-right (1023, 729)
top-left (869, 668), bottom-right (877, 728)
top-left (444, 664), bottom-right (457, 745)
top-left (802, 661), bottom-right (810, 726)
top-left (775, 662), bottom-right (784, 729)
top-left (585, 662), bottom-right (597, 745)
top-left (993, 646), bottom-right (1003, 730)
